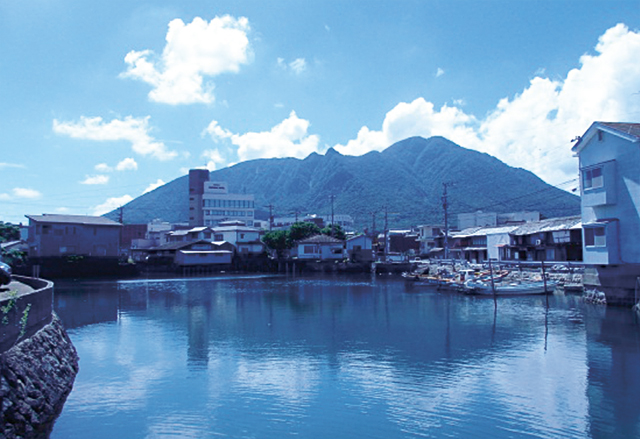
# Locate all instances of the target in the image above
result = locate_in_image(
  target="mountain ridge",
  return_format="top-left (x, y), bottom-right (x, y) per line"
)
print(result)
top-left (106, 136), bottom-right (580, 230)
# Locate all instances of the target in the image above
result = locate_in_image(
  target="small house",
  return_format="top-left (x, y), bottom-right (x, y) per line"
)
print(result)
top-left (346, 235), bottom-right (373, 262)
top-left (294, 235), bottom-right (345, 260)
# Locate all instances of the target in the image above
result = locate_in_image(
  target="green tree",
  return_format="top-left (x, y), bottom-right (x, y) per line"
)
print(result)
top-left (0, 222), bottom-right (19, 243)
top-left (262, 230), bottom-right (290, 257)
top-left (289, 222), bottom-right (320, 242)
top-left (321, 224), bottom-right (346, 240)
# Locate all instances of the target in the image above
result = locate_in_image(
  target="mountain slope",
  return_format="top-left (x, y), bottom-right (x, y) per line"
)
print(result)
top-left (106, 136), bottom-right (580, 229)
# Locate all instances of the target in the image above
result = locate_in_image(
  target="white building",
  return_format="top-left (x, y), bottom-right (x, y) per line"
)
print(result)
top-left (571, 121), bottom-right (640, 306)
top-left (272, 214), bottom-right (355, 232)
top-left (416, 224), bottom-right (442, 255)
top-left (188, 169), bottom-right (255, 227)
top-left (457, 211), bottom-right (539, 230)
top-left (212, 223), bottom-right (264, 256)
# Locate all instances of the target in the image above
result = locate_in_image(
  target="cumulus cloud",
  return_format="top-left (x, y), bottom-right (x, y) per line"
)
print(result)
top-left (334, 23), bottom-right (640, 184)
top-left (12, 188), bottom-right (42, 199)
top-left (80, 175), bottom-right (110, 185)
top-left (436, 67), bottom-right (445, 78)
top-left (202, 148), bottom-right (225, 171)
top-left (53, 116), bottom-right (177, 161)
top-left (116, 157), bottom-right (138, 171)
top-left (121, 16), bottom-right (251, 105)
top-left (143, 179), bottom-right (165, 194)
top-left (204, 111), bottom-right (321, 162)
top-left (93, 195), bottom-right (134, 216)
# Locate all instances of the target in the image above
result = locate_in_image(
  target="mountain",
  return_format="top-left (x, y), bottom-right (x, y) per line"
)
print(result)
top-left (106, 136), bottom-right (580, 230)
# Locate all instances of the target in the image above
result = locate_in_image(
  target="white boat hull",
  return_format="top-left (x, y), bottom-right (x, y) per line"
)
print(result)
top-left (465, 281), bottom-right (556, 296)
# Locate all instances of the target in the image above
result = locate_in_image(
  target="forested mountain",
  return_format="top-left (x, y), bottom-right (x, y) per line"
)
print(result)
top-left (106, 136), bottom-right (580, 230)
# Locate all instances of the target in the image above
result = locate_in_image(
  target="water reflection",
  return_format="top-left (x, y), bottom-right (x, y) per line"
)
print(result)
top-left (51, 275), bottom-right (640, 439)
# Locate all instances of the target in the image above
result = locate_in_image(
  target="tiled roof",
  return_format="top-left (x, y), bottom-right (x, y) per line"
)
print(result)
top-left (599, 122), bottom-right (640, 139)
top-left (26, 214), bottom-right (121, 226)
top-left (298, 234), bottom-right (344, 244)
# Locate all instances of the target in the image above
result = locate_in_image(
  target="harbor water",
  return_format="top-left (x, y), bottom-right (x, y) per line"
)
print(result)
top-left (50, 274), bottom-right (640, 438)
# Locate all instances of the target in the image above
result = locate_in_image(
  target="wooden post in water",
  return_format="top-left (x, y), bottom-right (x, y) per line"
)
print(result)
top-left (542, 261), bottom-right (548, 293)
top-left (488, 259), bottom-right (496, 296)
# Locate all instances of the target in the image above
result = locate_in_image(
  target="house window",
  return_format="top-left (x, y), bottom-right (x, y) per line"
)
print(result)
top-left (214, 234), bottom-right (223, 241)
top-left (584, 227), bottom-right (606, 247)
top-left (583, 166), bottom-right (603, 190)
top-left (304, 245), bottom-right (315, 254)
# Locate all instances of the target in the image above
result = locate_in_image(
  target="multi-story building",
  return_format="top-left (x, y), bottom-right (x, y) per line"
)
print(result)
top-left (457, 211), bottom-right (540, 230)
top-left (416, 224), bottom-right (442, 256)
top-left (26, 214), bottom-right (121, 257)
top-left (571, 121), bottom-right (640, 306)
top-left (188, 169), bottom-right (256, 227)
top-left (271, 214), bottom-right (354, 232)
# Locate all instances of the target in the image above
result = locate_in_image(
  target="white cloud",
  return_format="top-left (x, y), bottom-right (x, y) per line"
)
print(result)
top-left (53, 115), bottom-right (177, 161)
top-left (277, 57), bottom-right (307, 75)
top-left (12, 188), bottom-right (42, 199)
top-left (116, 157), bottom-right (138, 171)
top-left (436, 67), bottom-right (445, 78)
top-left (202, 148), bottom-right (225, 171)
top-left (93, 195), bottom-right (134, 216)
top-left (121, 16), bottom-right (251, 105)
top-left (55, 207), bottom-right (70, 213)
top-left (95, 163), bottom-right (113, 172)
top-left (143, 179), bottom-right (165, 194)
top-left (0, 162), bottom-right (25, 169)
top-left (0, 193), bottom-right (11, 200)
top-left (80, 175), bottom-right (110, 185)
top-left (290, 58), bottom-right (307, 75)
top-left (334, 23), bottom-right (640, 184)
top-left (205, 111), bottom-right (321, 162)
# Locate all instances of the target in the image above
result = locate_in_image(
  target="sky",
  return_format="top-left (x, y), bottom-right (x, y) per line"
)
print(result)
top-left (1, 0), bottom-right (639, 225)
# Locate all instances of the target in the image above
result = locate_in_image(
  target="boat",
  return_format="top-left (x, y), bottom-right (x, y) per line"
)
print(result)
top-left (463, 280), bottom-right (557, 296)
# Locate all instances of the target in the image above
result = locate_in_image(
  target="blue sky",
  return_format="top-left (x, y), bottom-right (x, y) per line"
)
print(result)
top-left (1, 0), bottom-right (639, 224)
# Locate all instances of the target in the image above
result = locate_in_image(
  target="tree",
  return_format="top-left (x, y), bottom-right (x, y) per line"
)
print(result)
top-left (262, 230), bottom-right (290, 257)
top-left (0, 222), bottom-right (19, 243)
top-left (289, 222), bottom-right (320, 242)
top-left (321, 224), bottom-right (346, 240)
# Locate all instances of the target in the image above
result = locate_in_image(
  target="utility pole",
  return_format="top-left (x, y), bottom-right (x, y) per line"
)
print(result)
top-left (383, 205), bottom-right (389, 260)
top-left (118, 206), bottom-right (124, 224)
top-left (370, 212), bottom-right (376, 237)
top-left (268, 204), bottom-right (274, 231)
top-left (442, 183), bottom-right (450, 259)
top-left (329, 194), bottom-right (335, 237)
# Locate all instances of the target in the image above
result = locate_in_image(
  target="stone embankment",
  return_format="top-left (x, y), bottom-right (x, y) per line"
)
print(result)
top-left (1, 277), bottom-right (79, 438)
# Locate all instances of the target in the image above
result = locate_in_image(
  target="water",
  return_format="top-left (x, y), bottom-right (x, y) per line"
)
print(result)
top-left (50, 274), bottom-right (640, 438)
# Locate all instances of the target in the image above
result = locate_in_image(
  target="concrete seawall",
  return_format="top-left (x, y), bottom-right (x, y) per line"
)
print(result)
top-left (1, 276), bottom-right (79, 438)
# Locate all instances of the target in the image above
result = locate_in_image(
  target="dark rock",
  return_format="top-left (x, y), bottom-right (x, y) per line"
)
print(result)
top-left (1, 313), bottom-right (78, 439)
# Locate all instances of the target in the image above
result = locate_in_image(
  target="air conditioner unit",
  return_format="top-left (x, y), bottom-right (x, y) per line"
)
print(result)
top-left (535, 239), bottom-right (542, 246)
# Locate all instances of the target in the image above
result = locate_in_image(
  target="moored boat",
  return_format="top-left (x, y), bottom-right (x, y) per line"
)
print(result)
top-left (463, 280), bottom-right (557, 296)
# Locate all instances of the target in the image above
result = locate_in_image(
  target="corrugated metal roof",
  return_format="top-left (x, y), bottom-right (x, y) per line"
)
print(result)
top-left (510, 216), bottom-right (581, 235)
top-left (26, 214), bottom-right (121, 226)
top-left (449, 216), bottom-right (581, 238)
